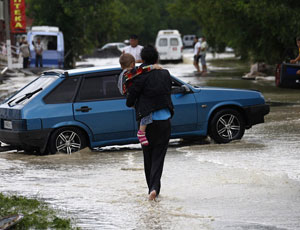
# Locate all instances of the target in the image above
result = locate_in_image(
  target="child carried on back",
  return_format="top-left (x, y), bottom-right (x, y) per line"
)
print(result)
top-left (118, 53), bottom-right (161, 146)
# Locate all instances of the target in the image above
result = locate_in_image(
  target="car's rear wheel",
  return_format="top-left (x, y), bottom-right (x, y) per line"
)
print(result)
top-left (48, 127), bottom-right (87, 154)
top-left (209, 109), bottom-right (245, 143)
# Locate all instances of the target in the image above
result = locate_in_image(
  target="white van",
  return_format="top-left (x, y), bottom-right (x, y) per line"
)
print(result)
top-left (155, 30), bottom-right (183, 62)
top-left (27, 26), bottom-right (64, 68)
top-left (183, 34), bottom-right (196, 47)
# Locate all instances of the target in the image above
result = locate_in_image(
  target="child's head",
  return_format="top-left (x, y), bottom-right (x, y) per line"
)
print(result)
top-left (119, 53), bottom-right (135, 69)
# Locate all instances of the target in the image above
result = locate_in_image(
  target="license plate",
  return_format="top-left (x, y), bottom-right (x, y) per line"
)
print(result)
top-left (4, 120), bottom-right (12, 130)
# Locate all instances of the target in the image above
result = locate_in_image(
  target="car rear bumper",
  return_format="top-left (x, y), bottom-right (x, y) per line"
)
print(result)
top-left (244, 104), bottom-right (270, 128)
top-left (0, 129), bottom-right (51, 151)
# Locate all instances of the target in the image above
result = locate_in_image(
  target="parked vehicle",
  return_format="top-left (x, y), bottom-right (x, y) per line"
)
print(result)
top-left (99, 42), bottom-right (126, 52)
top-left (275, 62), bottom-right (300, 88)
top-left (183, 34), bottom-right (196, 48)
top-left (155, 30), bottom-right (183, 62)
top-left (0, 66), bottom-right (269, 154)
top-left (27, 26), bottom-right (64, 68)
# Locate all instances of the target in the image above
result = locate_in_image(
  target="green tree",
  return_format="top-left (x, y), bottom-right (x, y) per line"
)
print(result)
top-left (26, 0), bottom-right (125, 68)
top-left (168, 0), bottom-right (300, 64)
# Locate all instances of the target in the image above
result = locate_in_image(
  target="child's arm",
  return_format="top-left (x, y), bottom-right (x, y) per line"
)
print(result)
top-left (291, 54), bottom-right (300, 64)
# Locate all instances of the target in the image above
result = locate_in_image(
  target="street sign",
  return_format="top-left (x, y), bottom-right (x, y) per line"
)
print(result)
top-left (10, 0), bottom-right (26, 33)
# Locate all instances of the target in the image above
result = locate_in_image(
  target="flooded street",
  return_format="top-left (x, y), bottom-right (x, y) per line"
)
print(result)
top-left (1, 51), bottom-right (300, 229)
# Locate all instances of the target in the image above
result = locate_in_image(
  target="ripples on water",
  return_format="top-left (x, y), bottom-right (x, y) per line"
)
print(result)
top-left (1, 55), bottom-right (300, 229)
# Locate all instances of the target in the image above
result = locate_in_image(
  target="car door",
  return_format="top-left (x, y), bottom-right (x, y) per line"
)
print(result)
top-left (170, 78), bottom-right (198, 133)
top-left (170, 37), bottom-right (180, 59)
top-left (73, 71), bottom-right (135, 142)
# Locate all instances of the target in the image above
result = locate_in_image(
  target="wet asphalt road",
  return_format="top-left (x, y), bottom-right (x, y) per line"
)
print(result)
top-left (0, 53), bottom-right (300, 229)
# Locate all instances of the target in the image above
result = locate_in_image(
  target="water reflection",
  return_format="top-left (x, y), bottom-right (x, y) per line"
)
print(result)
top-left (0, 55), bottom-right (300, 229)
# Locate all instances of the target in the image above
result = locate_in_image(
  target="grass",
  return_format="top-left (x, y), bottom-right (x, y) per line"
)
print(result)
top-left (0, 193), bottom-right (79, 230)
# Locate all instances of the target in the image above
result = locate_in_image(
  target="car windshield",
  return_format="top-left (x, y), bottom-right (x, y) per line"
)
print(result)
top-left (6, 76), bottom-right (58, 106)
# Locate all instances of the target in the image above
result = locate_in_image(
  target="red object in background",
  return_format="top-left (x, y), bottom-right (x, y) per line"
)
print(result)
top-left (275, 64), bottom-right (281, 87)
top-left (10, 0), bottom-right (26, 33)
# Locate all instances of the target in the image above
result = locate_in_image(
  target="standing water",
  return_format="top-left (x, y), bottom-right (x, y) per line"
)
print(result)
top-left (0, 51), bottom-right (300, 229)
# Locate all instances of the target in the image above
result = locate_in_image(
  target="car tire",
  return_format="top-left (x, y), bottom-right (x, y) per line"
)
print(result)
top-left (48, 127), bottom-right (87, 154)
top-left (209, 109), bottom-right (245, 143)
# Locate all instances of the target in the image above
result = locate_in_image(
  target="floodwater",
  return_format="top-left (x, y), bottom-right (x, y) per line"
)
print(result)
top-left (0, 50), bottom-right (300, 229)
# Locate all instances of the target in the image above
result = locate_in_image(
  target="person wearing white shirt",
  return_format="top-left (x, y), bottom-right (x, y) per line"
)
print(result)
top-left (34, 37), bottom-right (43, 67)
top-left (123, 34), bottom-right (143, 63)
top-left (200, 36), bottom-right (208, 74)
top-left (193, 36), bottom-right (201, 73)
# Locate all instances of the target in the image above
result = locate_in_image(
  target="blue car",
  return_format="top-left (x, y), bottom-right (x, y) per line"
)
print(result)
top-left (0, 66), bottom-right (269, 154)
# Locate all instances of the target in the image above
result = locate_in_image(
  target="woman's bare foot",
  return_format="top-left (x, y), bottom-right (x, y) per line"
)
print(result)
top-left (149, 190), bottom-right (157, 201)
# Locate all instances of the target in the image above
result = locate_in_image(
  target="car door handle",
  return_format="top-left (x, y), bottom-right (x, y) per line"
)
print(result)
top-left (76, 106), bottom-right (92, 112)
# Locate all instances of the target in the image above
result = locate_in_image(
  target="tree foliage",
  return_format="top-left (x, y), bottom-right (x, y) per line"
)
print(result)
top-left (26, 0), bottom-right (199, 67)
top-left (26, 0), bottom-right (300, 66)
top-left (168, 0), bottom-right (300, 64)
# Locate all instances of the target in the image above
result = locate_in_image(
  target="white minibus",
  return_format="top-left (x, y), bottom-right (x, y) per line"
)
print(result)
top-left (155, 30), bottom-right (183, 62)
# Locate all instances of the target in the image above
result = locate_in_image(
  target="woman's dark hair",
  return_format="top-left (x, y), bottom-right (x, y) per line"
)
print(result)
top-left (141, 45), bottom-right (159, 64)
top-left (297, 36), bottom-right (300, 41)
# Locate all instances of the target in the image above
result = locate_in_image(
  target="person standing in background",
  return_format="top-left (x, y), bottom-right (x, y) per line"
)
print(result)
top-left (19, 40), bottom-right (30, 69)
top-left (123, 34), bottom-right (143, 63)
top-left (290, 36), bottom-right (300, 75)
top-left (34, 38), bottom-right (43, 67)
top-left (193, 36), bottom-right (201, 74)
top-left (199, 36), bottom-right (208, 75)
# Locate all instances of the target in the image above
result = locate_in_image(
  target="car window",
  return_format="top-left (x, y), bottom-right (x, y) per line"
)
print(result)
top-left (33, 35), bottom-right (57, 50)
top-left (170, 38), bottom-right (179, 46)
top-left (159, 38), bottom-right (168, 47)
top-left (77, 74), bottom-right (123, 101)
top-left (43, 77), bottom-right (80, 104)
top-left (6, 76), bottom-right (57, 105)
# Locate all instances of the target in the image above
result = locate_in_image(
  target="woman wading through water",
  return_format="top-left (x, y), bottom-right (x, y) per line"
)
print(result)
top-left (126, 45), bottom-right (174, 200)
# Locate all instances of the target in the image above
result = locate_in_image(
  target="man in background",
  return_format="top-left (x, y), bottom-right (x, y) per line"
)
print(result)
top-left (123, 34), bottom-right (143, 63)
top-left (34, 37), bottom-right (43, 67)
top-left (19, 39), bottom-right (30, 68)
top-left (200, 36), bottom-right (208, 75)
top-left (193, 36), bottom-right (201, 74)
top-left (290, 36), bottom-right (300, 75)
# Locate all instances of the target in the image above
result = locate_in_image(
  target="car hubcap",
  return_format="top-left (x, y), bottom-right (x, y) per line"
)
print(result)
top-left (216, 114), bottom-right (240, 140)
top-left (56, 131), bottom-right (81, 154)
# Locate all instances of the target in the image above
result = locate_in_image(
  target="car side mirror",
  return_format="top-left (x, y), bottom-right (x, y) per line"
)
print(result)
top-left (181, 85), bottom-right (190, 93)
top-left (172, 85), bottom-right (191, 94)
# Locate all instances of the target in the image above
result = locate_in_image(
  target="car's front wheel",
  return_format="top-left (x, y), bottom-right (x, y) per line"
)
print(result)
top-left (209, 109), bottom-right (245, 143)
top-left (48, 127), bottom-right (87, 154)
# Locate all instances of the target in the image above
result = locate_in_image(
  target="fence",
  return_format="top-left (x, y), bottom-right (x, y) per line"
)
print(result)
top-left (0, 42), bottom-right (22, 69)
